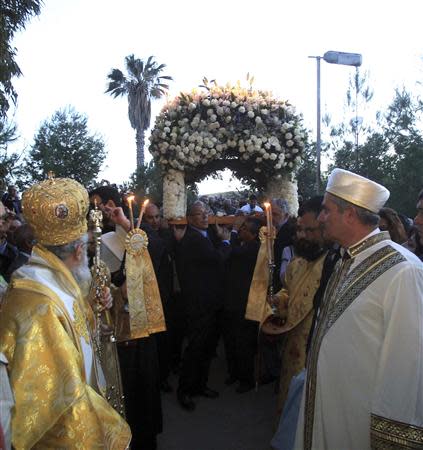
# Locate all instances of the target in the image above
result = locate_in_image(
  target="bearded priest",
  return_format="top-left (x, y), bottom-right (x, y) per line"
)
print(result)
top-left (0, 176), bottom-right (131, 450)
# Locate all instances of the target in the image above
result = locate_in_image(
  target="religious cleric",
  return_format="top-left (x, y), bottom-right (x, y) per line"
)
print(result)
top-left (294, 169), bottom-right (423, 450)
top-left (0, 177), bottom-right (130, 449)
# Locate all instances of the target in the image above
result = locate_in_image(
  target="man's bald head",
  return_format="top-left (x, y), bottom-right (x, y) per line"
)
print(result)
top-left (143, 203), bottom-right (161, 231)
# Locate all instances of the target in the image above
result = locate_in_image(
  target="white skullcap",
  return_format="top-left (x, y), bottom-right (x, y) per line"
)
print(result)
top-left (326, 168), bottom-right (390, 213)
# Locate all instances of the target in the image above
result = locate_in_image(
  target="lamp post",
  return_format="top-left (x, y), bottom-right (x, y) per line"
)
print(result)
top-left (309, 51), bottom-right (362, 192)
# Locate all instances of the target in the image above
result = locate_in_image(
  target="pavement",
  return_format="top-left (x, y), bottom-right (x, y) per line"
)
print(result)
top-left (157, 344), bottom-right (278, 450)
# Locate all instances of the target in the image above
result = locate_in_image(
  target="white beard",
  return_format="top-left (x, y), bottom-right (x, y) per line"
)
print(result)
top-left (71, 250), bottom-right (92, 298)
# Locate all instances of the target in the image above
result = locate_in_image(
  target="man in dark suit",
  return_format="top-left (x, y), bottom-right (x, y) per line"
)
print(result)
top-left (175, 201), bottom-right (231, 410)
top-left (143, 202), bottom-right (175, 393)
top-left (223, 217), bottom-right (261, 393)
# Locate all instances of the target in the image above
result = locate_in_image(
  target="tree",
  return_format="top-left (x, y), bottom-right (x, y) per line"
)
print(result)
top-left (106, 54), bottom-right (172, 168)
top-left (0, 118), bottom-right (21, 190)
top-left (0, 0), bottom-right (42, 117)
top-left (22, 107), bottom-right (106, 188)
top-left (130, 160), bottom-right (164, 204)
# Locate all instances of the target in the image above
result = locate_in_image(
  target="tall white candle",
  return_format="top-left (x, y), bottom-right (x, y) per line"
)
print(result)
top-left (136, 199), bottom-right (150, 229)
top-left (127, 195), bottom-right (135, 230)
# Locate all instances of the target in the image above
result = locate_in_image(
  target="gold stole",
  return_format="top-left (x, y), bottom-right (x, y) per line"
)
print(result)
top-left (245, 227), bottom-right (273, 324)
top-left (115, 229), bottom-right (166, 341)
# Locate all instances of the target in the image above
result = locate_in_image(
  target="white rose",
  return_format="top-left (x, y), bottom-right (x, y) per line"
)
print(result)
top-left (292, 148), bottom-right (299, 154)
top-left (288, 162), bottom-right (293, 168)
top-left (265, 143), bottom-right (271, 150)
top-left (269, 153), bottom-right (277, 160)
top-left (203, 99), bottom-right (211, 106)
top-left (285, 132), bottom-right (293, 140)
top-left (247, 111), bottom-right (255, 118)
top-left (254, 168), bottom-right (261, 173)
top-left (261, 109), bottom-right (269, 115)
top-left (231, 102), bottom-right (237, 108)
top-left (243, 153), bottom-right (249, 160)
top-left (239, 106), bottom-right (246, 113)
top-left (263, 153), bottom-right (270, 159)
top-left (275, 163), bottom-right (282, 169)
top-left (286, 140), bottom-right (294, 147)
top-left (255, 116), bottom-right (262, 124)
top-left (225, 116), bottom-right (231, 123)
top-left (210, 148), bottom-right (217, 155)
top-left (165, 121), bottom-right (171, 126)
top-left (188, 157), bottom-right (195, 164)
top-left (211, 98), bottom-right (218, 106)
top-left (202, 148), bottom-right (209, 155)
top-left (255, 157), bottom-right (262, 163)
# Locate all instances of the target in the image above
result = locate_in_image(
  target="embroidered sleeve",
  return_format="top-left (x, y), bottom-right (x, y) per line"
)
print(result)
top-left (371, 414), bottom-right (423, 449)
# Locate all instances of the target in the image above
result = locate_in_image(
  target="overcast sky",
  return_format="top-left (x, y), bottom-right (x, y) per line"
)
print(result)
top-left (9, 0), bottom-right (423, 193)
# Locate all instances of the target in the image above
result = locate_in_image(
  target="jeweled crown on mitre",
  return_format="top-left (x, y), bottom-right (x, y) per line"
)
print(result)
top-left (22, 175), bottom-right (89, 246)
top-left (326, 168), bottom-right (390, 213)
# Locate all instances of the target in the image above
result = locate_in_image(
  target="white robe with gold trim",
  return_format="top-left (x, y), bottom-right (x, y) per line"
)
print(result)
top-left (294, 232), bottom-right (423, 450)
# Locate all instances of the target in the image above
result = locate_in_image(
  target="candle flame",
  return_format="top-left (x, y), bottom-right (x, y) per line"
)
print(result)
top-left (143, 199), bottom-right (149, 207)
top-left (263, 202), bottom-right (270, 209)
top-left (127, 195), bottom-right (135, 203)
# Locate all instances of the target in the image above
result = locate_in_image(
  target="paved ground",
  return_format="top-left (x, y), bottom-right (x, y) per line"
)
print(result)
top-left (157, 344), bottom-right (278, 450)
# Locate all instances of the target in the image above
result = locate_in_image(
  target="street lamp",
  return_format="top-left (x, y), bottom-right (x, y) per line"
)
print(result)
top-left (309, 51), bottom-right (362, 192)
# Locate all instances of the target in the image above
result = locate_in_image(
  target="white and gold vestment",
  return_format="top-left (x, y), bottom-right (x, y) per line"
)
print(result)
top-left (294, 230), bottom-right (423, 449)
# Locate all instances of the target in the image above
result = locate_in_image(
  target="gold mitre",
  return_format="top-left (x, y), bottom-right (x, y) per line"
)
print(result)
top-left (326, 168), bottom-right (390, 213)
top-left (22, 176), bottom-right (89, 246)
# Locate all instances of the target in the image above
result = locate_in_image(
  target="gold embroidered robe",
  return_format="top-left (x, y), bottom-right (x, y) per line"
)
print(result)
top-left (0, 246), bottom-right (131, 450)
top-left (275, 253), bottom-right (326, 416)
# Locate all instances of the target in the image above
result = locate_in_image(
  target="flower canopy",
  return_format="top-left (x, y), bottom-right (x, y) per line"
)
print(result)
top-left (149, 81), bottom-right (308, 190)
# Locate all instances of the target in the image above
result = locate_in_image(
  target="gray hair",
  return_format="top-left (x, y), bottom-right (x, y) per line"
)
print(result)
top-left (45, 234), bottom-right (88, 262)
top-left (329, 194), bottom-right (379, 226)
top-left (187, 201), bottom-right (206, 216)
top-left (271, 198), bottom-right (289, 214)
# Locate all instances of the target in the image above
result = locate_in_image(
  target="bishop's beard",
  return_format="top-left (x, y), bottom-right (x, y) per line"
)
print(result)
top-left (293, 237), bottom-right (325, 261)
top-left (71, 249), bottom-right (92, 298)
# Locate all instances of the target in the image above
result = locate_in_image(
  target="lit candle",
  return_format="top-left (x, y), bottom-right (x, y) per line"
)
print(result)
top-left (263, 202), bottom-right (274, 264)
top-left (136, 198), bottom-right (150, 229)
top-left (127, 195), bottom-right (135, 230)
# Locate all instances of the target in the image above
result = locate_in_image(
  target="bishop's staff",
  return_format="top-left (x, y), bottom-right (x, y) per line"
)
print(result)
top-left (89, 202), bottom-right (126, 417)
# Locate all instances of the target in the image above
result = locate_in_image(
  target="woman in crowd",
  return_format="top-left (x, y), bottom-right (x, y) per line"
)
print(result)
top-left (378, 207), bottom-right (408, 244)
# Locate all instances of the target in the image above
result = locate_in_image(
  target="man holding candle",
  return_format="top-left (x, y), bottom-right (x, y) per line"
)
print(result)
top-left (88, 187), bottom-right (164, 450)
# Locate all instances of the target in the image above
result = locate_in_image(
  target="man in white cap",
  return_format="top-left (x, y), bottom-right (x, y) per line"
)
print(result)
top-left (294, 168), bottom-right (423, 450)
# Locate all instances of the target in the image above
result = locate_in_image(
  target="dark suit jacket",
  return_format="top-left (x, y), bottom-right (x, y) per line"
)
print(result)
top-left (175, 226), bottom-right (231, 315)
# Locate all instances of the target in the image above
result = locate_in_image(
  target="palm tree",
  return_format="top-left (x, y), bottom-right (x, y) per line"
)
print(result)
top-left (106, 55), bottom-right (172, 168)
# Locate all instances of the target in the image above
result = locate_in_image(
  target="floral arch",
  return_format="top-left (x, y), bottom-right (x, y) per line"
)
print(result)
top-left (149, 80), bottom-right (308, 218)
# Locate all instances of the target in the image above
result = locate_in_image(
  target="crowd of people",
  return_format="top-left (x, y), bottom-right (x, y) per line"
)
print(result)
top-left (0, 169), bottom-right (423, 450)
